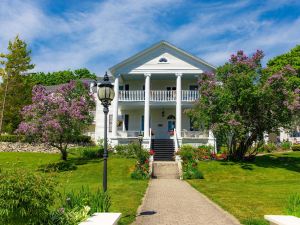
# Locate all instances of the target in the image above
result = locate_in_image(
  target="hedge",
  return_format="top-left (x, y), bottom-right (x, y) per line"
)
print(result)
top-left (292, 144), bottom-right (300, 151)
top-left (0, 135), bottom-right (24, 142)
top-left (0, 134), bottom-right (92, 144)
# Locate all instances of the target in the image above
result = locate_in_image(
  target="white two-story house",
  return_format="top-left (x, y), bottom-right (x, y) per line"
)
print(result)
top-left (92, 41), bottom-right (217, 160)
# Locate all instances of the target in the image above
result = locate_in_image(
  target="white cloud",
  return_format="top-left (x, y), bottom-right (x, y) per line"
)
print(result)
top-left (0, 0), bottom-right (299, 73)
top-left (168, 0), bottom-right (300, 66)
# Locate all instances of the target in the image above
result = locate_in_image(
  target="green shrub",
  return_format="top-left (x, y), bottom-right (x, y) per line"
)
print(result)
top-left (39, 161), bottom-right (77, 172)
top-left (281, 141), bottom-right (291, 150)
top-left (115, 142), bottom-right (140, 158)
top-left (115, 142), bottom-right (149, 162)
top-left (285, 193), bottom-right (300, 217)
top-left (292, 144), bottom-right (300, 151)
top-left (62, 186), bottom-right (111, 214)
top-left (0, 169), bottom-right (58, 224)
top-left (48, 206), bottom-right (90, 225)
top-left (69, 135), bottom-right (93, 144)
top-left (49, 186), bottom-right (111, 225)
top-left (258, 143), bottom-right (277, 153)
top-left (182, 161), bottom-right (204, 179)
top-left (0, 134), bottom-right (24, 142)
top-left (131, 162), bottom-right (150, 180)
top-left (195, 145), bottom-right (211, 160)
top-left (219, 146), bottom-right (228, 154)
top-left (177, 145), bottom-right (196, 162)
top-left (79, 146), bottom-right (104, 159)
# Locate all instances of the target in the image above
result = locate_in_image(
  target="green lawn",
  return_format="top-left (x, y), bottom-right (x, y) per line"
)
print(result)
top-left (0, 151), bottom-right (148, 225)
top-left (188, 151), bottom-right (300, 224)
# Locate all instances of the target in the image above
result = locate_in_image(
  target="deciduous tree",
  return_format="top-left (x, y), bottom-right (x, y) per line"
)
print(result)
top-left (187, 50), bottom-right (299, 160)
top-left (16, 81), bottom-right (95, 160)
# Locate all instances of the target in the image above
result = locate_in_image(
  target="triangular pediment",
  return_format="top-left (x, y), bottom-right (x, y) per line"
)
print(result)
top-left (109, 41), bottom-right (215, 76)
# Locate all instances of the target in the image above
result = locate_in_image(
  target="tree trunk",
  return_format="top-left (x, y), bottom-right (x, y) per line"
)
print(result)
top-left (60, 148), bottom-right (68, 161)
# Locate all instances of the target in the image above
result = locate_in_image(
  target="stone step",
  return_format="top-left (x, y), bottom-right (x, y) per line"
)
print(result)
top-left (152, 161), bottom-right (179, 179)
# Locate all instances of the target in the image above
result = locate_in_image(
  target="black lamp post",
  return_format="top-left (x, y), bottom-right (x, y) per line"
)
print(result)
top-left (138, 131), bottom-right (143, 159)
top-left (97, 72), bottom-right (115, 192)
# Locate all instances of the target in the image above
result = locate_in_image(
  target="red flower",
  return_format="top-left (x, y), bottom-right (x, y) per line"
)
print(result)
top-left (150, 149), bottom-right (155, 155)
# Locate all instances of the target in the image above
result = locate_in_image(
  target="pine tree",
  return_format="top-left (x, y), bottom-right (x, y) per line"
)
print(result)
top-left (0, 36), bottom-right (35, 134)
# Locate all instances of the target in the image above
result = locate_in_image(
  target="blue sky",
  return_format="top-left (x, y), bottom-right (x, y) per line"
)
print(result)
top-left (1, 0), bottom-right (300, 76)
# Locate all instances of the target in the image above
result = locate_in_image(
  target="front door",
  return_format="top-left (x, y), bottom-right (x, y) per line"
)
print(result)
top-left (168, 120), bottom-right (175, 131)
top-left (167, 114), bottom-right (176, 136)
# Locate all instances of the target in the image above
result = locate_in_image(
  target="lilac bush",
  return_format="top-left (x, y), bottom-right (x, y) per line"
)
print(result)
top-left (16, 81), bottom-right (95, 160)
top-left (187, 50), bottom-right (299, 160)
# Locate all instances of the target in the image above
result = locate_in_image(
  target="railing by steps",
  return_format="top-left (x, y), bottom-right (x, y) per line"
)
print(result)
top-left (119, 90), bottom-right (199, 102)
top-left (181, 130), bottom-right (208, 138)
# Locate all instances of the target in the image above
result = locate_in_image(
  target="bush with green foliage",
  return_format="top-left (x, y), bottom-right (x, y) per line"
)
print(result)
top-left (131, 162), bottom-right (150, 180)
top-left (285, 193), bottom-right (300, 217)
top-left (292, 144), bottom-right (300, 151)
top-left (182, 161), bottom-right (204, 179)
top-left (62, 186), bottom-right (111, 214)
top-left (177, 145), bottom-right (196, 161)
top-left (49, 206), bottom-right (90, 225)
top-left (114, 142), bottom-right (141, 158)
top-left (177, 144), bottom-right (212, 161)
top-left (77, 146), bottom-right (104, 159)
top-left (0, 134), bottom-right (24, 142)
top-left (281, 141), bottom-right (291, 150)
top-left (39, 161), bottom-right (77, 172)
top-left (115, 142), bottom-right (151, 179)
top-left (258, 143), bottom-right (277, 153)
top-left (0, 169), bottom-right (57, 224)
top-left (69, 135), bottom-right (93, 144)
top-left (177, 145), bottom-right (205, 180)
top-left (49, 186), bottom-right (111, 225)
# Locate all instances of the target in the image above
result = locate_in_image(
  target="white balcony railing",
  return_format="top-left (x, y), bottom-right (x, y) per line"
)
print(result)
top-left (119, 90), bottom-right (199, 102)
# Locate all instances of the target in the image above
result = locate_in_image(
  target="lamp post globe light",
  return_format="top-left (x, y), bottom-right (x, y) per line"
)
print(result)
top-left (97, 72), bottom-right (115, 192)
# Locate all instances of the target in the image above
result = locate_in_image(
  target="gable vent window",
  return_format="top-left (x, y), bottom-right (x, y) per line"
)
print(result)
top-left (159, 57), bottom-right (168, 63)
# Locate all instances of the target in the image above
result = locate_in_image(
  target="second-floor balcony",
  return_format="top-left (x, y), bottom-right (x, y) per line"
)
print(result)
top-left (119, 90), bottom-right (199, 102)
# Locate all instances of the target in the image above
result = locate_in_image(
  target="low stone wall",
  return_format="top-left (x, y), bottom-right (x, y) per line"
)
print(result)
top-left (0, 142), bottom-right (60, 153)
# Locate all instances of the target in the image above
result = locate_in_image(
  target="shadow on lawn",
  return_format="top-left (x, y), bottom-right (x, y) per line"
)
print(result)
top-left (38, 157), bottom-right (103, 172)
top-left (220, 153), bottom-right (300, 173)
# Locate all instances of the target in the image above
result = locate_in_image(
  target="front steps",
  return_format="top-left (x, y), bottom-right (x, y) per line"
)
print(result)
top-left (152, 161), bottom-right (179, 179)
top-left (151, 139), bottom-right (175, 161)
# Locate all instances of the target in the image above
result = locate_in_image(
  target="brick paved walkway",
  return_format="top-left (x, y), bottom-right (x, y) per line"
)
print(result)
top-left (133, 178), bottom-right (240, 225)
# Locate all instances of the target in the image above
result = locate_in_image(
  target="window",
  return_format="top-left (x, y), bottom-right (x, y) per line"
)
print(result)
top-left (159, 57), bottom-right (168, 63)
top-left (189, 85), bottom-right (198, 90)
top-left (141, 115), bottom-right (144, 131)
top-left (124, 114), bottom-right (129, 131)
top-left (119, 85), bottom-right (124, 91)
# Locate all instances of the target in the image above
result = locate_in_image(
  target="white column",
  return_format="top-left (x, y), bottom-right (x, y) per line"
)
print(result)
top-left (112, 76), bottom-right (119, 138)
top-left (144, 73), bottom-right (151, 138)
top-left (176, 73), bottom-right (182, 138)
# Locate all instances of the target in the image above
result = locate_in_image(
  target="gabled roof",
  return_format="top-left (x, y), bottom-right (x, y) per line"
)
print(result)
top-left (108, 40), bottom-right (216, 76)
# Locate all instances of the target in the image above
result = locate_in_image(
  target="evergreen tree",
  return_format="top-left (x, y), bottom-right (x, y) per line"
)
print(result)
top-left (0, 36), bottom-right (35, 133)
